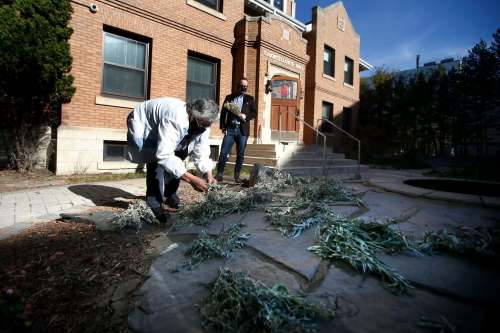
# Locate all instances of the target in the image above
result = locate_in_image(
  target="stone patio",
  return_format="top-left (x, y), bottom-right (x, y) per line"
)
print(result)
top-left (128, 182), bottom-right (500, 333)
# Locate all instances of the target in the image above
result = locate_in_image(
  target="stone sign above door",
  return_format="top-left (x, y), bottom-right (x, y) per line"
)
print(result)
top-left (263, 50), bottom-right (305, 72)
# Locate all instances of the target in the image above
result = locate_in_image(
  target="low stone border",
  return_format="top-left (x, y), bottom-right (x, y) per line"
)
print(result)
top-left (368, 177), bottom-right (500, 209)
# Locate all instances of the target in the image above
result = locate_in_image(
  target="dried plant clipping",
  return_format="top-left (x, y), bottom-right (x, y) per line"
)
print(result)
top-left (295, 177), bottom-right (362, 204)
top-left (308, 213), bottom-right (414, 294)
top-left (418, 226), bottom-right (500, 257)
top-left (112, 200), bottom-right (158, 229)
top-left (224, 102), bottom-right (241, 116)
top-left (266, 178), bottom-right (361, 238)
top-left (182, 223), bottom-right (249, 269)
top-left (201, 268), bottom-right (333, 333)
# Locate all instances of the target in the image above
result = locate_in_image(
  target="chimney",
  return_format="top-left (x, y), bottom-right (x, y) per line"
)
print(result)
top-left (416, 54), bottom-right (421, 69)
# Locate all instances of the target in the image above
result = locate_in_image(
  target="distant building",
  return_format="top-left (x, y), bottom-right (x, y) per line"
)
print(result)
top-left (397, 56), bottom-right (461, 79)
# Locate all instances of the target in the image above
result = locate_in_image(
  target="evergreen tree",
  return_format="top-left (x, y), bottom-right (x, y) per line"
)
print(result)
top-left (0, 0), bottom-right (75, 171)
top-left (359, 28), bottom-right (499, 163)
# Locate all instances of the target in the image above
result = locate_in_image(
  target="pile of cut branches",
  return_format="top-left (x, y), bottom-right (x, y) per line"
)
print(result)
top-left (182, 223), bottom-right (249, 268)
top-left (294, 177), bottom-right (362, 204)
top-left (266, 203), bottom-right (327, 238)
top-left (177, 170), bottom-right (292, 225)
top-left (201, 269), bottom-right (333, 333)
top-left (177, 185), bottom-right (257, 225)
top-left (418, 226), bottom-right (500, 257)
top-left (265, 178), bottom-right (361, 238)
top-left (308, 213), bottom-right (416, 293)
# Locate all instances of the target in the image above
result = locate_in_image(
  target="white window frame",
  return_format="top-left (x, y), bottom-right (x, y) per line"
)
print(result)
top-left (101, 31), bottom-right (149, 100)
top-left (192, 0), bottom-right (222, 12)
top-left (324, 45), bottom-right (335, 78)
top-left (344, 56), bottom-right (354, 86)
top-left (186, 54), bottom-right (219, 102)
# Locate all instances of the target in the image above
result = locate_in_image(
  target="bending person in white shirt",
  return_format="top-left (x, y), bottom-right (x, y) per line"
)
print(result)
top-left (126, 98), bottom-right (219, 221)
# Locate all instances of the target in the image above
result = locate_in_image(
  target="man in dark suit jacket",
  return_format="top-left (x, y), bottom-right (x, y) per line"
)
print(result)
top-left (215, 77), bottom-right (257, 183)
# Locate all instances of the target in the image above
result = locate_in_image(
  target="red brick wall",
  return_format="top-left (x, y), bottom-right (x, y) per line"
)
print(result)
top-left (303, 3), bottom-right (361, 143)
top-left (64, 1), bottom-right (360, 145)
top-left (64, 0), bottom-right (244, 136)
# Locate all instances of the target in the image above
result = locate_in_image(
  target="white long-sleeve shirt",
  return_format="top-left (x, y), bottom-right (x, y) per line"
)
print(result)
top-left (126, 97), bottom-right (213, 178)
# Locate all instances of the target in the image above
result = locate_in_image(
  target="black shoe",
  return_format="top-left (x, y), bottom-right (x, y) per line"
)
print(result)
top-left (215, 173), bottom-right (224, 182)
top-left (165, 193), bottom-right (180, 209)
top-left (151, 207), bottom-right (170, 223)
top-left (234, 172), bottom-right (241, 184)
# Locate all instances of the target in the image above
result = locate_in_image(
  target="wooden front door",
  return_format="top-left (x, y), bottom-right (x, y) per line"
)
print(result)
top-left (270, 76), bottom-right (300, 132)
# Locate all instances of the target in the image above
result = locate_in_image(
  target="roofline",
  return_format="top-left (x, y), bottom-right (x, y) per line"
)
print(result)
top-left (247, 0), bottom-right (306, 31)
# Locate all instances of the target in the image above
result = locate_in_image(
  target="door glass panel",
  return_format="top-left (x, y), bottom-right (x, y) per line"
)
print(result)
top-left (271, 80), bottom-right (297, 99)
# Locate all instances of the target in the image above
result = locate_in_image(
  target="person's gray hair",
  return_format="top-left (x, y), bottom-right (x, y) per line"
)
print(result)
top-left (186, 99), bottom-right (219, 124)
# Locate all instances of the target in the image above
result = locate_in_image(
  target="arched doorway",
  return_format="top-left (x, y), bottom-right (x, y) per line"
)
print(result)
top-left (270, 76), bottom-right (300, 141)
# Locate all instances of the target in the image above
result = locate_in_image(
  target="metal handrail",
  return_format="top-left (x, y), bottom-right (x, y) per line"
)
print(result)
top-left (278, 110), bottom-right (328, 175)
top-left (316, 118), bottom-right (361, 175)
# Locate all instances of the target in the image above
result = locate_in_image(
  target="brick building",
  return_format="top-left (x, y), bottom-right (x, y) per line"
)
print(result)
top-left (56, 0), bottom-right (371, 174)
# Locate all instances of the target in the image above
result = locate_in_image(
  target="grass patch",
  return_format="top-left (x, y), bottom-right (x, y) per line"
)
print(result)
top-left (212, 165), bottom-right (253, 178)
top-left (66, 172), bottom-right (145, 184)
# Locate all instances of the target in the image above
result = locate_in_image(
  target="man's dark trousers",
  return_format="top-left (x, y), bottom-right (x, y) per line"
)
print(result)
top-left (146, 163), bottom-right (180, 206)
top-left (217, 127), bottom-right (248, 175)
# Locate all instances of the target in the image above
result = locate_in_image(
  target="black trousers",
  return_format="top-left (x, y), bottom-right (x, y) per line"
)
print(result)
top-left (146, 162), bottom-right (180, 206)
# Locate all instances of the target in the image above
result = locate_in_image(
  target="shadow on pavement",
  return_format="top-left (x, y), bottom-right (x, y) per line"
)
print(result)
top-left (68, 184), bottom-right (142, 207)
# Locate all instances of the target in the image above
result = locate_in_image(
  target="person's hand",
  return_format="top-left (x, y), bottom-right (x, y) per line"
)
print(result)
top-left (190, 176), bottom-right (208, 192)
top-left (239, 113), bottom-right (247, 122)
top-left (206, 175), bottom-right (218, 185)
top-left (181, 172), bottom-right (208, 192)
top-left (221, 128), bottom-right (226, 135)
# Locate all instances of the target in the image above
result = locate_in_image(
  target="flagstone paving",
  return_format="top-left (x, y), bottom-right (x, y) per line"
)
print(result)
top-left (129, 184), bottom-right (500, 333)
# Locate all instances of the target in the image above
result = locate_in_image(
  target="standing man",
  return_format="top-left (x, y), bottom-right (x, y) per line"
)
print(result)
top-left (215, 78), bottom-right (257, 183)
top-left (126, 98), bottom-right (219, 222)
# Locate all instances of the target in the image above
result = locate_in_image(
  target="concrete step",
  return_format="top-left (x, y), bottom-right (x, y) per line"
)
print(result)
top-left (281, 158), bottom-right (358, 167)
top-left (245, 144), bottom-right (276, 151)
top-left (280, 164), bottom-right (370, 177)
top-left (231, 149), bottom-right (277, 158)
top-left (291, 151), bottom-right (346, 159)
top-left (228, 155), bottom-right (277, 167)
top-left (226, 162), bottom-right (277, 169)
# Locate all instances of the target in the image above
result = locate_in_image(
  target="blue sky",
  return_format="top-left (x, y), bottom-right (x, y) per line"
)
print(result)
top-left (295, 0), bottom-right (500, 73)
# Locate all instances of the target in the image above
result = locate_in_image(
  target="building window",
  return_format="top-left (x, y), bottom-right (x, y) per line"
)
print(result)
top-left (323, 46), bottom-right (335, 77)
top-left (193, 0), bottom-right (222, 12)
top-left (342, 107), bottom-right (352, 132)
top-left (344, 56), bottom-right (354, 85)
top-left (186, 54), bottom-right (218, 101)
top-left (321, 102), bottom-right (334, 133)
top-left (103, 141), bottom-right (128, 161)
top-left (102, 31), bottom-right (149, 99)
top-left (273, 0), bottom-right (284, 11)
